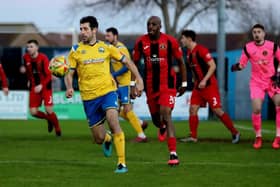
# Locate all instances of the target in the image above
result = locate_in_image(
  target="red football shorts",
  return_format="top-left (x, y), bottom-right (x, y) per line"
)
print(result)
top-left (147, 89), bottom-right (177, 114)
top-left (190, 84), bottom-right (221, 109)
top-left (29, 88), bottom-right (53, 108)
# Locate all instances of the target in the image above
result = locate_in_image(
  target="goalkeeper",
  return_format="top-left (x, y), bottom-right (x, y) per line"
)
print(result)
top-left (231, 24), bottom-right (280, 149)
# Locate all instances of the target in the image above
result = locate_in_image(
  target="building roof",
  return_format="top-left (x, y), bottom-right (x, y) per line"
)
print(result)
top-left (0, 23), bottom-right (50, 47)
top-left (0, 22), bottom-right (278, 50)
top-left (0, 23), bottom-right (40, 33)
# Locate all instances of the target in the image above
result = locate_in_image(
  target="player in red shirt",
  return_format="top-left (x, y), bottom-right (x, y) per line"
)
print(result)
top-left (0, 62), bottom-right (9, 96)
top-left (22, 39), bottom-right (61, 136)
top-left (180, 30), bottom-right (240, 144)
top-left (132, 16), bottom-right (187, 166)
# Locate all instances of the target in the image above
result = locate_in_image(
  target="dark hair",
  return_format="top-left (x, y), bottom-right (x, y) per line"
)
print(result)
top-left (80, 16), bottom-right (98, 29)
top-left (27, 39), bottom-right (39, 46)
top-left (252, 24), bottom-right (265, 31)
top-left (181, 30), bottom-right (196, 41)
top-left (106, 27), bottom-right (118, 36)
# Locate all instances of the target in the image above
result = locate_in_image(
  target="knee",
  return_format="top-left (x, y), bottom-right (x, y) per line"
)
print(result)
top-left (29, 109), bottom-right (38, 116)
top-left (94, 135), bottom-right (105, 144)
top-left (122, 104), bottom-right (132, 114)
top-left (213, 108), bottom-right (224, 117)
top-left (252, 108), bottom-right (261, 114)
top-left (95, 139), bottom-right (104, 144)
top-left (122, 108), bottom-right (130, 116)
top-left (45, 107), bottom-right (53, 115)
top-left (189, 106), bottom-right (198, 116)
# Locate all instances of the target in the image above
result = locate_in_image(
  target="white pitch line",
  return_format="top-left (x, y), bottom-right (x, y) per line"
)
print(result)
top-left (234, 124), bottom-right (274, 134)
top-left (0, 160), bottom-right (279, 168)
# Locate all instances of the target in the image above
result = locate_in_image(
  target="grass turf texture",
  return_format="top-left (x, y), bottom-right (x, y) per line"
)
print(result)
top-left (0, 120), bottom-right (280, 187)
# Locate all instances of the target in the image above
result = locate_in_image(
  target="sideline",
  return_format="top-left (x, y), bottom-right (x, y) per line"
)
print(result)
top-left (234, 124), bottom-right (274, 134)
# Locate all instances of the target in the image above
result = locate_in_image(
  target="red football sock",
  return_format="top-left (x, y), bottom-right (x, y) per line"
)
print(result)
top-left (219, 113), bottom-right (238, 134)
top-left (167, 137), bottom-right (176, 152)
top-left (276, 107), bottom-right (280, 137)
top-left (47, 112), bottom-right (60, 132)
top-left (252, 113), bottom-right (261, 137)
top-left (189, 115), bottom-right (199, 138)
top-left (33, 111), bottom-right (47, 119)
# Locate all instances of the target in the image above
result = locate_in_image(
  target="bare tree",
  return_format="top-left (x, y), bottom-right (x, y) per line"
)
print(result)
top-left (65, 0), bottom-right (257, 36)
top-left (241, 3), bottom-right (280, 33)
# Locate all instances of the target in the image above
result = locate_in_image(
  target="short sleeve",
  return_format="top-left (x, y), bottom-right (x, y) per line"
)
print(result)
top-left (169, 36), bottom-right (183, 59)
top-left (199, 46), bottom-right (213, 63)
top-left (68, 46), bottom-right (77, 69)
top-left (108, 44), bottom-right (125, 62)
top-left (118, 45), bottom-right (131, 61)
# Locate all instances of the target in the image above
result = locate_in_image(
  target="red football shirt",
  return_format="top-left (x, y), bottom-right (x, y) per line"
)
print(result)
top-left (133, 33), bottom-right (182, 96)
top-left (23, 53), bottom-right (52, 90)
top-left (0, 64), bottom-right (8, 88)
top-left (186, 44), bottom-right (218, 87)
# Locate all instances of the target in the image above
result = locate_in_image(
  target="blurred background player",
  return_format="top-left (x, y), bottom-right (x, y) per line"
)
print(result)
top-left (132, 16), bottom-right (187, 166)
top-left (231, 24), bottom-right (280, 149)
top-left (65, 16), bottom-right (144, 173)
top-left (180, 30), bottom-right (240, 144)
top-left (0, 60), bottom-right (9, 96)
top-left (22, 39), bottom-right (61, 136)
top-left (105, 27), bottom-right (148, 143)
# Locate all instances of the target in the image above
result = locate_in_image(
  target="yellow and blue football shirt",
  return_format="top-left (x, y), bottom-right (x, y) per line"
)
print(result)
top-left (68, 41), bottom-right (124, 100)
top-left (111, 41), bottom-right (131, 86)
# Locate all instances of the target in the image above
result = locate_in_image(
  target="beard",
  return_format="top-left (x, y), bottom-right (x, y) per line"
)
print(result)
top-left (254, 36), bottom-right (263, 45)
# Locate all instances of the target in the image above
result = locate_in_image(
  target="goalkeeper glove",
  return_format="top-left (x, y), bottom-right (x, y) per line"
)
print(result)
top-left (271, 71), bottom-right (280, 88)
top-left (231, 63), bottom-right (242, 72)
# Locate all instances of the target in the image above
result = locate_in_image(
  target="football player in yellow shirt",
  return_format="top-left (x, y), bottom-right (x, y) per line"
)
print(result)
top-left (65, 16), bottom-right (144, 173)
top-left (105, 27), bottom-right (148, 143)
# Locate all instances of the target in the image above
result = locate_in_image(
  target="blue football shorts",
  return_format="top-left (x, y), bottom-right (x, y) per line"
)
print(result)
top-left (116, 85), bottom-right (130, 105)
top-left (83, 91), bottom-right (119, 128)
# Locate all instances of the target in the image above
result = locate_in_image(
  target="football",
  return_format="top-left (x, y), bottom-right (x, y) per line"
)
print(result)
top-left (49, 55), bottom-right (69, 77)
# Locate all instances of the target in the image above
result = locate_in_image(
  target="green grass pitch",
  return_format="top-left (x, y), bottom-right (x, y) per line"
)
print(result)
top-left (0, 119), bottom-right (280, 187)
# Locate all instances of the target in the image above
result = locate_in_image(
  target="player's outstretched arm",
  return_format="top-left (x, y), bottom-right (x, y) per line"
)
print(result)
top-left (64, 69), bottom-right (75, 98)
top-left (123, 57), bottom-right (144, 97)
top-left (177, 57), bottom-right (187, 97)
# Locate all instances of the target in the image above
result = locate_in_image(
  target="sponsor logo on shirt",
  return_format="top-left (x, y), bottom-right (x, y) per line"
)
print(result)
top-left (206, 53), bottom-right (212, 58)
top-left (262, 50), bottom-right (268, 56)
top-left (147, 54), bottom-right (165, 63)
top-left (160, 44), bottom-right (166, 49)
top-left (83, 58), bottom-right (105, 64)
top-left (98, 47), bottom-right (105, 53)
top-left (143, 45), bottom-right (150, 50)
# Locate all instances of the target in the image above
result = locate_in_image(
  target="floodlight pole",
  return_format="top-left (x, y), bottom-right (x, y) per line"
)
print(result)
top-left (217, 0), bottom-right (227, 111)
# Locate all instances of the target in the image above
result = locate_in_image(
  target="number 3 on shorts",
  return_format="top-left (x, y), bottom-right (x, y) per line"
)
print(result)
top-left (212, 97), bottom-right (217, 106)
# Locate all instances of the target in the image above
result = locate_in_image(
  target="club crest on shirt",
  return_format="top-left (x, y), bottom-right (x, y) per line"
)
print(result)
top-left (192, 53), bottom-right (196, 59)
top-left (206, 53), bottom-right (212, 58)
top-left (81, 50), bottom-right (86, 54)
top-left (262, 50), bottom-right (268, 56)
top-left (98, 47), bottom-right (105, 53)
top-left (160, 44), bottom-right (166, 49)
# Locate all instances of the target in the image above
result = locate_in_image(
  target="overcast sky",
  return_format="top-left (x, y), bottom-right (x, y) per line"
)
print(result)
top-left (0, 0), bottom-right (278, 34)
